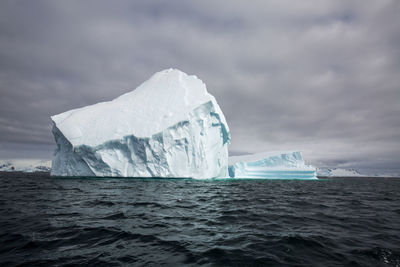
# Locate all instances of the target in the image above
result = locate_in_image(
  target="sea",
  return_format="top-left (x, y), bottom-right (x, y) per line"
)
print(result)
top-left (0, 172), bottom-right (399, 266)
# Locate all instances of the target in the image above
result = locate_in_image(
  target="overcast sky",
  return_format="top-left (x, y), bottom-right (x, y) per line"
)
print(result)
top-left (0, 0), bottom-right (399, 174)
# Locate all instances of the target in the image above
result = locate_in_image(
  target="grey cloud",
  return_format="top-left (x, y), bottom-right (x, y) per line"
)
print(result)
top-left (0, 0), bottom-right (399, 174)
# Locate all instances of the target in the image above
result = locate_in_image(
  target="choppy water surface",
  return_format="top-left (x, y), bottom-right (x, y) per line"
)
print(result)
top-left (1, 173), bottom-right (400, 266)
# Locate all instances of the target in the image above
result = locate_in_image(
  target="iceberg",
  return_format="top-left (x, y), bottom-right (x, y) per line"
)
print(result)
top-left (228, 151), bottom-right (317, 179)
top-left (51, 69), bottom-right (230, 178)
top-left (50, 68), bottom-right (317, 179)
top-left (0, 159), bottom-right (51, 172)
top-left (316, 168), bottom-right (364, 177)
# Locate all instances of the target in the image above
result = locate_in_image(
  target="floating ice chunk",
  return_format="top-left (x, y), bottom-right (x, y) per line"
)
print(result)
top-left (228, 151), bottom-right (317, 179)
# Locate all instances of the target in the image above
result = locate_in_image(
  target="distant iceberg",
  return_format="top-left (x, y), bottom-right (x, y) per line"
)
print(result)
top-left (228, 151), bottom-right (317, 179)
top-left (50, 68), bottom-right (316, 179)
top-left (316, 168), bottom-right (364, 177)
top-left (0, 159), bottom-right (51, 173)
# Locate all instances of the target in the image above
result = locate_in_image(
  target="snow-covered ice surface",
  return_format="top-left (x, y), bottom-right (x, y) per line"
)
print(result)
top-left (51, 69), bottom-right (230, 178)
top-left (228, 151), bottom-right (317, 179)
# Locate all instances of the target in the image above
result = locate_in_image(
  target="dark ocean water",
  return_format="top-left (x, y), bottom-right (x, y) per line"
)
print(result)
top-left (1, 172), bottom-right (400, 266)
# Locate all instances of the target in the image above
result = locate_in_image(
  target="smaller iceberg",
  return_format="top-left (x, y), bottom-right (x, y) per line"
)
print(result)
top-left (316, 168), bottom-right (364, 177)
top-left (228, 151), bottom-right (317, 179)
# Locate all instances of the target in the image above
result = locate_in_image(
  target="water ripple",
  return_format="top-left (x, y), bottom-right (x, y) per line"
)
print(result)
top-left (0, 172), bottom-right (400, 266)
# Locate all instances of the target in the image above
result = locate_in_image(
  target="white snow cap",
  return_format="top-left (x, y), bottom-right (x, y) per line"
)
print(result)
top-left (52, 68), bottom-right (226, 147)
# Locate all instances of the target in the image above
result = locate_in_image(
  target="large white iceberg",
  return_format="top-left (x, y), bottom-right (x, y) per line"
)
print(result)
top-left (51, 69), bottom-right (230, 178)
top-left (228, 151), bottom-right (317, 179)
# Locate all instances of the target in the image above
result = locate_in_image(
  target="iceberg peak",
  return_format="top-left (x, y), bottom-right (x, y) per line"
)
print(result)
top-left (51, 68), bottom-right (227, 148)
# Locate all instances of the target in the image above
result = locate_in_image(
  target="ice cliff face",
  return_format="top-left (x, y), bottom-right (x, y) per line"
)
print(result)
top-left (228, 151), bottom-right (317, 179)
top-left (51, 69), bottom-right (230, 178)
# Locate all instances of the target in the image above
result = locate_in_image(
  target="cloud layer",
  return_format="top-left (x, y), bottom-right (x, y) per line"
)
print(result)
top-left (0, 0), bottom-right (399, 174)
